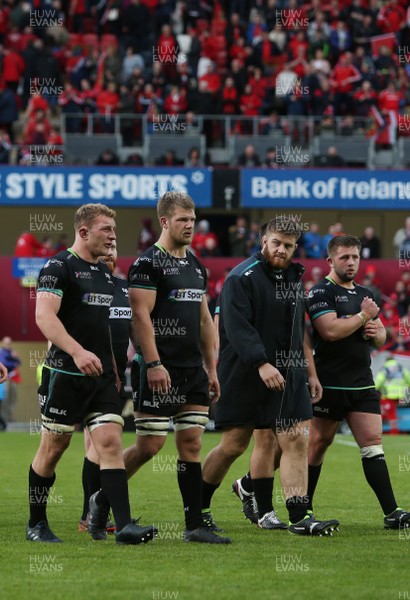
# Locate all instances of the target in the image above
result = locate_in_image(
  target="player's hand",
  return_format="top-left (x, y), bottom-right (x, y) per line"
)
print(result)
top-left (147, 365), bottom-right (171, 395)
top-left (258, 363), bottom-right (285, 391)
top-left (362, 320), bottom-right (378, 339)
top-left (308, 375), bottom-right (323, 404)
top-left (360, 297), bottom-right (379, 320)
top-left (207, 368), bottom-right (220, 403)
top-left (0, 361), bottom-right (8, 384)
top-left (72, 349), bottom-right (103, 376)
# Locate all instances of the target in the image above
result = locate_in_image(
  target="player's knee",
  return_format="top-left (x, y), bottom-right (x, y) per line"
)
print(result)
top-left (360, 444), bottom-right (384, 460)
top-left (176, 434), bottom-right (202, 457)
top-left (45, 435), bottom-right (71, 463)
top-left (222, 436), bottom-right (250, 459)
top-left (138, 436), bottom-right (166, 459)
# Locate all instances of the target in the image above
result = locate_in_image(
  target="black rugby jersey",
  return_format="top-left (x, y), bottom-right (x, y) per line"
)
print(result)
top-left (128, 242), bottom-right (207, 368)
top-left (37, 249), bottom-right (115, 375)
top-left (109, 276), bottom-right (132, 381)
top-left (307, 276), bottom-right (375, 390)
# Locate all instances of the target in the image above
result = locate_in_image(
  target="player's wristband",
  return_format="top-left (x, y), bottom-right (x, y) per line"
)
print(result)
top-left (146, 360), bottom-right (162, 369)
top-left (357, 311), bottom-right (368, 326)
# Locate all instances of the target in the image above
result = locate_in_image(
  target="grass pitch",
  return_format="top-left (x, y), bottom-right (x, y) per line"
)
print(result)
top-left (1, 432), bottom-right (409, 600)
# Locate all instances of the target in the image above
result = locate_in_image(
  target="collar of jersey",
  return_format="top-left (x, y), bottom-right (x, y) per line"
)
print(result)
top-left (154, 241), bottom-right (187, 259)
top-left (325, 275), bottom-right (356, 288)
top-left (67, 247), bottom-right (79, 258)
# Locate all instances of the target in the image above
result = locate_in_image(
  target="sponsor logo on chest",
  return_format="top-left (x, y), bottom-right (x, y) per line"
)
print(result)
top-left (82, 293), bottom-right (113, 306)
top-left (168, 288), bottom-right (204, 302)
top-left (110, 307), bottom-right (132, 319)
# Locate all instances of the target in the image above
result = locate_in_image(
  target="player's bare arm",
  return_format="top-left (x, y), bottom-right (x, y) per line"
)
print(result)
top-left (129, 286), bottom-right (171, 394)
top-left (200, 295), bottom-right (220, 402)
top-left (36, 291), bottom-right (102, 376)
top-left (303, 329), bottom-right (322, 403)
top-left (313, 296), bottom-right (379, 342)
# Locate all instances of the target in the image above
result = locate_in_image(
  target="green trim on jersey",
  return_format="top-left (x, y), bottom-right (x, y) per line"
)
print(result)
top-left (154, 242), bottom-right (188, 258)
top-left (322, 385), bottom-right (375, 390)
top-left (239, 259), bottom-right (260, 276)
top-left (67, 248), bottom-right (79, 258)
top-left (311, 309), bottom-right (334, 320)
top-left (325, 275), bottom-right (338, 285)
top-left (43, 365), bottom-right (85, 377)
top-left (128, 284), bottom-right (157, 290)
top-left (37, 288), bottom-right (63, 297)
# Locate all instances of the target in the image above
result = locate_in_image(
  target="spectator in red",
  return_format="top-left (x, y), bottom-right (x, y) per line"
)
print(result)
top-left (239, 83), bottom-right (262, 133)
top-left (248, 67), bottom-right (268, 101)
top-left (25, 95), bottom-right (50, 120)
top-left (0, 4), bottom-right (10, 45)
top-left (2, 47), bottom-right (24, 92)
top-left (14, 232), bottom-right (43, 257)
top-left (330, 52), bottom-right (361, 115)
top-left (156, 23), bottom-right (178, 81)
top-left (254, 30), bottom-right (279, 67)
top-left (221, 76), bottom-right (238, 114)
top-left (378, 81), bottom-right (403, 116)
top-left (199, 64), bottom-right (221, 95)
top-left (230, 36), bottom-right (248, 65)
top-left (377, 0), bottom-right (406, 34)
top-left (163, 85), bottom-right (188, 114)
top-left (96, 82), bottom-right (120, 132)
top-left (192, 220), bottom-right (218, 256)
top-left (23, 109), bottom-right (51, 145)
top-left (288, 31), bottom-right (309, 62)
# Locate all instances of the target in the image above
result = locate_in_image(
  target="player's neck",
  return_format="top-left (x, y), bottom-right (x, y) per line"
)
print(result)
top-left (69, 243), bottom-right (100, 264)
top-left (156, 235), bottom-right (187, 258)
top-left (328, 271), bottom-right (355, 289)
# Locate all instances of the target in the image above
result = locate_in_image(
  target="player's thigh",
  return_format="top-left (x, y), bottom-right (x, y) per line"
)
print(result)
top-left (254, 427), bottom-right (277, 452)
top-left (220, 426), bottom-right (254, 455)
top-left (346, 411), bottom-right (382, 447)
top-left (308, 417), bottom-right (339, 448)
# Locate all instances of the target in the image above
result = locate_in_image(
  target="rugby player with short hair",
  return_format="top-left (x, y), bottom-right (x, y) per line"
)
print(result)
top-left (79, 241), bottom-right (134, 535)
top-left (88, 192), bottom-right (230, 543)
top-left (202, 217), bottom-right (339, 536)
top-left (27, 203), bottom-right (157, 545)
top-left (307, 235), bottom-right (410, 529)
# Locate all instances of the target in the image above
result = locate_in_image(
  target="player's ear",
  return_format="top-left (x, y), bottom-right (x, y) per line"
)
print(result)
top-left (160, 216), bottom-right (168, 229)
top-left (78, 226), bottom-right (88, 239)
top-left (326, 255), bottom-right (332, 267)
top-left (261, 235), bottom-right (267, 246)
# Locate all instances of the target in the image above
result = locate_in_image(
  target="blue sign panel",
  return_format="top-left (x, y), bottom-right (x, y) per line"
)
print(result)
top-left (0, 167), bottom-right (212, 207)
top-left (12, 257), bottom-right (47, 278)
top-left (241, 169), bottom-right (410, 209)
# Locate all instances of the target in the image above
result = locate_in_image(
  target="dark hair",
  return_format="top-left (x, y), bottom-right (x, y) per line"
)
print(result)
top-left (265, 216), bottom-right (301, 241)
top-left (327, 234), bottom-right (361, 256)
top-left (260, 222), bottom-right (269, 239)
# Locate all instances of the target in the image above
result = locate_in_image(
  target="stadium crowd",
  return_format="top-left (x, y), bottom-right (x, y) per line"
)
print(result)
top-left (0, 0), bottom-right (410, 162)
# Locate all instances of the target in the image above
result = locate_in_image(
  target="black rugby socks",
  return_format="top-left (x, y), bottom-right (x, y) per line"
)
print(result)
top-left (29, 465), bottom-right (56, 527)
top-left (178, 460), bottom-right (204, 530)
top-left (100, 468), bottom-right (131, 531)
top-left (286, 495), bottom-right (310, 524)
top-left (81, 457), bottom-right (101, 521)
top-left (252, 477), bottom-right (274, 518)
top-left (361, 455), bottom-right (397, 515)
top-left (202, 480), bottom-right (220, 510)
top-left (306, 463), bottom-right (323, 511)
